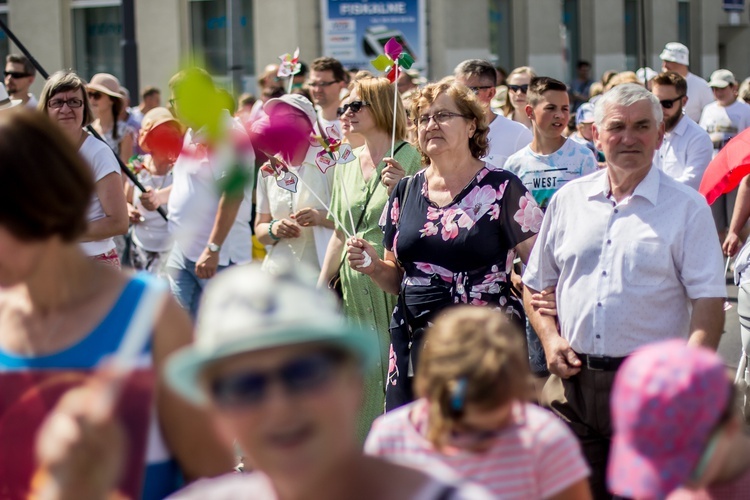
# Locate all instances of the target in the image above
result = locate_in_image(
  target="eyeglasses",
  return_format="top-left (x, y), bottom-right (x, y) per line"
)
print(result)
top-left (337, 100), bottom-right (370, 116)
top-left (48, 98), bottom-right (84, 109)
top-left (209, 351), bottom-right (346, 409)
top-left (307, 80), bottom-right (340, 89)
top-left (4, 71), bottom-right (31, 79)
top-left (417, 111), bottom-right (469, 128)
top-left (508, 84), bottom-right (529, 94)
top-left (659, 95), bottom-right (684, 109)
top-left (468, 85), bottom-right (494, 94)
top-left (87, 91), bottom-right (103, 100)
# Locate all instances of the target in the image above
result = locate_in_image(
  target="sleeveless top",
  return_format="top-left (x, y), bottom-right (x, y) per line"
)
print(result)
top-left (0, 273), bottom-right (180, 500)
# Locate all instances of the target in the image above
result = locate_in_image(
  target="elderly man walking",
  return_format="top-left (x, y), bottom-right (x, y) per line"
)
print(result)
top-left (523, 84), bottom-right (726, 499)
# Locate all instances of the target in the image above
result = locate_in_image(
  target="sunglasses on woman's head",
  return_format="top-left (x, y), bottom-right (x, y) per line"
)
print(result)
top-left (87, 91), bottom-right (103, 100)
top-left (508, 84), bottom-right (529, 94)
top-left (208, 350), bottom-right (347, 409)
top-left (659, 95), bottom-right (684, 109)
top-left (337, 100), bottom-right (369, 117)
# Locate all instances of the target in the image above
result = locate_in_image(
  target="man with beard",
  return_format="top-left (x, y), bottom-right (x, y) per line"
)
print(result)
top-left (652, 71), bottom-right (713, 191)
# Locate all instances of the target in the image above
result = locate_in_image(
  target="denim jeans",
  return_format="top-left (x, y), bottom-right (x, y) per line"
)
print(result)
top-left (166, 244), bottom-right (227, 319)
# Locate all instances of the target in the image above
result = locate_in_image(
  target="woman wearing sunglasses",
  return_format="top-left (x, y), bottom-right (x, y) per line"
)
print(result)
top-left (502, 66), bottom-right (536, 129)
top-left (39, 70), bottom-right (128, 267)
top-left (87, 73), bottom-right (135, 165)
top-left (0, 110), bottom-right (232, 500)
top-left (318, 77), bottom-right (422, 440)
top-left (346, 78), bottom-right (542, 411)
top-left (35, 266), bottom-right (492, 499)
top-left (365, 307), bottom-right (591, 499)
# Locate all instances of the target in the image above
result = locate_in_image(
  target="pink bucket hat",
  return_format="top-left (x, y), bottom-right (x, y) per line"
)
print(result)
top-left (608, 340), bottom-right (731, 499)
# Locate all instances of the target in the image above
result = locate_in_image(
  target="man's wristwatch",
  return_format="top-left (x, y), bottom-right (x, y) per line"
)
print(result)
top-left (207, 242), bottom-right (221, 253)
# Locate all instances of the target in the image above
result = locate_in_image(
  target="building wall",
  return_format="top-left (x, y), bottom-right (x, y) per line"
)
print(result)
top-left (4, 0), bottom-right (750, 101)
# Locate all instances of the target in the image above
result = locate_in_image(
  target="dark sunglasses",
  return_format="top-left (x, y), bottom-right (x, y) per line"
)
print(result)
top-left (87, 91), bottom-right (103, 100)
top-left (337, 100), bottom-right (370, 117)
top-left (209, 350), bottom-right (346, 409)
top-left (508, 84), bottom-right (529, 93)
top-left (468, 85), bottom-right (494, 94)
top-left (659, 95), bottom-right (684, 109)
top-left (4, 71), bottom-right (31, 79)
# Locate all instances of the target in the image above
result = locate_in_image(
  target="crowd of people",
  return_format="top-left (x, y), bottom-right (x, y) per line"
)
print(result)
top-left (2, 38), bottom-right (750, 499)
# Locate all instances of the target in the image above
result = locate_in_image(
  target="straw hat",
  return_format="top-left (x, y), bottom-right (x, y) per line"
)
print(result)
top-left (87, 73), bottom-right (124, 99)
top-left (0, 83), bottom-right (22, 111)
top-left (138, 107), bottom-right (181, 152)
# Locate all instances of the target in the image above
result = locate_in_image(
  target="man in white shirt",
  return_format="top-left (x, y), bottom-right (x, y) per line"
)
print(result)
top-left (659, 42), bottom-right (713, 123)
top-left (4, 54), bottom-right (37, 108)
top-left (523, 83), bottom-right (726, 499)
top-left (454, 59), bottom-right (532, 169)
top-left (308, 57), bottom-right (348, 136)
top-left (164, 69), bottom-right (254, 318)
top-left (700, 69), bottom-right (750, 237)
top-left (651, 71), bottom-right (713, 191)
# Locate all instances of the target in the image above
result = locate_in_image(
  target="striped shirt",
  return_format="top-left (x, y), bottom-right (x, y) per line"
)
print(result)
top-left (365, 399), bottom-right (589, 499)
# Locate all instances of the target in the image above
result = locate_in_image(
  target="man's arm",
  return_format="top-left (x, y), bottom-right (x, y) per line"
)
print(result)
top-left (524, 285), bottom-right (581, 378)
top-left (194, 193), bottom-right (242, 279)
top-left (687, 297), bottom-right (725, 350)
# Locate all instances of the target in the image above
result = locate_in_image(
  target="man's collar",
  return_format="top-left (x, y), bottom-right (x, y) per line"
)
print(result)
top-left (669, 112), bottom-right (689, 136)
top-left (587, 166), bottom-right (660, 205)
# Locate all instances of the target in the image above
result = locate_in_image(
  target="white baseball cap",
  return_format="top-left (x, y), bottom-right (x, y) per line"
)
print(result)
top-left (708, 69), bottom-right (737, 88)
top-left (0, 83), bottom-right (22, 111)
top-left (164, 264), bottom-right (377, 406)
top-left (659, 42), bottom-right (690, 66)
top-left (576, 103), bottom-right (595, 124)
top-left (264, 93), bottom-right (317, 129)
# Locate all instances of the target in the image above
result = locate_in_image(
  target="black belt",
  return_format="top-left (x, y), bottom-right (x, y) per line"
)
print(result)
top-left (575, 352), bottom-right (627, 371)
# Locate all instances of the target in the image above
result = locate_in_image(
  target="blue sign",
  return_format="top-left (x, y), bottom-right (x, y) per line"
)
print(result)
top-left (321, 0), bottom-right (426, 72)
top-left (724, 0), bottom-right (745, 12)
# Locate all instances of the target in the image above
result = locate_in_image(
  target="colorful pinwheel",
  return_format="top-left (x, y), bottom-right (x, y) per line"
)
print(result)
top-left (278, 48), bottom-right (302, 93)
top-left (370, 38), bottom-right (414, 82)
top-left (260, 155), bottom-right (299, 193)
top-left (312, 125), bottom-right (356, 173)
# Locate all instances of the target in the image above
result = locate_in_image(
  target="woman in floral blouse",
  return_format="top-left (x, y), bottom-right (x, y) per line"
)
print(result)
top-left (347, 78), bottom-right (542, 410)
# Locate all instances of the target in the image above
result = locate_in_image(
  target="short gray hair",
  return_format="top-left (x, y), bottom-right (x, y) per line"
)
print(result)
top-left (594, 83), bottom-right (663, 127)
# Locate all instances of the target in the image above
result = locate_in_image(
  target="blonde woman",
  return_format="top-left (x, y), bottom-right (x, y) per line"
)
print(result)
top-left (502, 66), bottom-right (536, 129)
top-left (365, 307), bottom-right (592, 500)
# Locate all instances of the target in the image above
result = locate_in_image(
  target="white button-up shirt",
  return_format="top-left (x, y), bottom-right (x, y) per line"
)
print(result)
top-left (653, 114), bottom-right (713, 191)
top-left (523, 167), bottom-right (726, 357)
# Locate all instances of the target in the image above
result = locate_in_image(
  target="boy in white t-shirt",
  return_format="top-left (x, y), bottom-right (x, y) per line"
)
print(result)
top-left (505, 77), bottom-right (597, 377)
top-left (699, 69), bottom-right (750, 237)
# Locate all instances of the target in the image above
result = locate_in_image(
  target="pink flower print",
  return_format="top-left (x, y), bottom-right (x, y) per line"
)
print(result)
top-left (489, 203), bottom-right (500, 220)
top-left (426, 205), bottom-right (442, 221)
top-left (440, 208), bottom-right (459, 240)
top-left (505, 251), bottom-right (516, 274)
top-left (482, 265), bottom-right (505, 285)
top-left (420, 221), bottom-right (439, 238)
top-left (497, 180), bottom-right (510, 200)
top-left (470, 294), bottom-right (488, 306)
top-left (390, 197), bottom-right (400, 225)
top-left (378, 204), bottom-right (388, 227)
top-left (457, 185), bottom-right (497, 229)
top-left (393, 231), bottom-right (400, 260)
top-left (388, 344), bottom-right (399, 386)
top-left (514, 192), bottom-right (544, 233)
top-left (476, 167), bottom-right (490, 183)
top-left (415, 262), bottom-right (454, 282)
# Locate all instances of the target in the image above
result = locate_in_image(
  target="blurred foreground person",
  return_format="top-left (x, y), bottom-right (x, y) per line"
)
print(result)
top-left (36, 265), bottom-right (492, 499)
top-left (366, 307), bottom-right (592, 499)
top-left (608, 340), bottom-right (750, 499)
top-left (0, 110), bottom-right (232, 499)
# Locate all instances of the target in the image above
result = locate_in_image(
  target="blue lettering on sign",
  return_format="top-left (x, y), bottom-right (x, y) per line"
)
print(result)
top-left (206, 16), bottom-right (248, 30)
top-left (338, 2), bottom-right (407, 16)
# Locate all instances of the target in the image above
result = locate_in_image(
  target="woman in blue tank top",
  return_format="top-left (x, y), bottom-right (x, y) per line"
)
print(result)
top-left (0, 110), bottom-right (233, 499)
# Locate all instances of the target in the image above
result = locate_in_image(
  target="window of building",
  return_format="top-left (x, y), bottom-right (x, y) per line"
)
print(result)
top-left (488, 0), bottom-right (513, 75)
top-left (0, 1), bottom-right (8, 69)
top-left (562, 0), bottom-right (581, 84)
top-left (678, 0), bottom-right (691, 48)
top-left (624, 0), bottom-right (639, 71)
top-left (189, 0), bottom-right (255, 87)
top-left (72, 1), bottom-right (124, 81)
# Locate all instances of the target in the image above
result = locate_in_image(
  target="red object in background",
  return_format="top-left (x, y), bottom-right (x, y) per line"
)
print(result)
top-left (0, 370), bottom-right (154, 500)
top-left (144, 123), bottom-right (185, 162)
top-left (700, 127), bottom-right (750, 205)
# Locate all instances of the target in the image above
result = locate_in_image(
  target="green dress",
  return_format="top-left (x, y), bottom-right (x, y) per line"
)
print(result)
top-left (328, 141), bottom-right (422, 441)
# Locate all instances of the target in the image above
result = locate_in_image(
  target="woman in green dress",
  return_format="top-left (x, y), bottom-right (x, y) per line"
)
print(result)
top-left (319, 77), bottom-right (422, 441)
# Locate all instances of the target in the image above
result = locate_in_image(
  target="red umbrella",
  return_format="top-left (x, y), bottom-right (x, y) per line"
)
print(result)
top-left (700, 127), bottom-right (750, 205)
